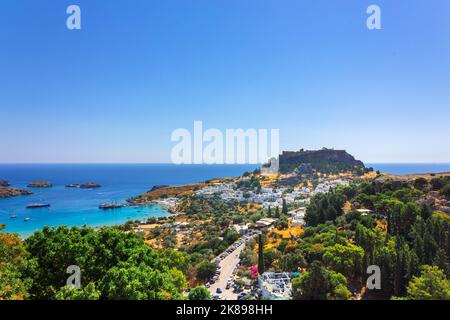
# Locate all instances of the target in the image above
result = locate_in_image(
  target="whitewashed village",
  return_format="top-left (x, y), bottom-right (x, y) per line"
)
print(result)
top-left (133, 171), bottom-right (352, 300)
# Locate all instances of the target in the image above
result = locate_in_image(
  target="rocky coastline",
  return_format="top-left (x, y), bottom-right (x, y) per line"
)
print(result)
top-left (0, 187), bottom-right (33, 198)
top-left (27, 181), bottom-right (52, 188)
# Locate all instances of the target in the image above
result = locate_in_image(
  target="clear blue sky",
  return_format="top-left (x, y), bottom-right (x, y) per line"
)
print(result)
top-left (1, 0), bottom-right (449, 163)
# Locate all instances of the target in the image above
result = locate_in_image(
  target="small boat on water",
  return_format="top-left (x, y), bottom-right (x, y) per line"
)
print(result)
top-left (10, 215), bottom-right (17, 219)
top-left (24, 217), bottom-right (31, 222)
top-left (26, 203), bottom-right (50, 209)
top-left (99, 203), bottom-right (126, 210)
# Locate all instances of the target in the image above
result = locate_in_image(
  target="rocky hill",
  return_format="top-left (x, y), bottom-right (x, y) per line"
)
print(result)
top-left (279, 148), bottom-right (365, 174)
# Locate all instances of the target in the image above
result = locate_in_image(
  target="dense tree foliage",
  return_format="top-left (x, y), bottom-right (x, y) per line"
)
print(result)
top-left (195, 260), bottom-right (217, 282)
top-left (258, 234), bottom-right (265, 274)
top-left (296, 176), bottom-right (450, 300)
top-left (188, 286), bottom-right (211, 300)
top-left (305, 191), bottom-right (345, 226)
top-left (413, 178), bottom-right (428, 191)
top-left (2, 172), bottom-right (450, 301)
top-left (7, 226), bottom-right (190, 300)
top-left (404, 265), bottom-right (450, 300)
top-left (292, 261), bottom-right (351, 300)
top-left (0, 226), bottom-right (30, 300)
top-left (55, 283), bottom-right (101, 300)
top-left (323, 243), bottom-right (364, 278)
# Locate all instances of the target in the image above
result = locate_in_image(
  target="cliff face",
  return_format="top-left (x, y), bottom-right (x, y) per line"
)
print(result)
top-left (279, 148), bottom-right (365, 173)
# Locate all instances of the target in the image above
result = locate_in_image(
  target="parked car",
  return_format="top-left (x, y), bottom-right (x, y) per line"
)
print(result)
top-left (237, 293), bottom-right (247, 300)
top-left (216, 288), bottom-right (222, 294)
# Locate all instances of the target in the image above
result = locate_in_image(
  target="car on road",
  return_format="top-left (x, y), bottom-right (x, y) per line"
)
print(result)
top-left (226, 283), bottom-right (231, 290)
top-left (237, 293), bottom-right (247, 300)
top-left (216, 288), bottom-right (222, 294)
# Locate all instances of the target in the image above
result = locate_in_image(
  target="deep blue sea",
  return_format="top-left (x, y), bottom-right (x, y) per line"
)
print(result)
top-left (367, 163), bottom-right (450, 175)
top-left (0, 164), bottom-right (257, 237)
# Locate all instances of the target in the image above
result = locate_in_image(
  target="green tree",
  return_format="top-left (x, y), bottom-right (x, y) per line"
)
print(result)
top-left (99, 262), bottom-right (185, 300)
top-left (24, 226), bottom-right (188, 300)
top-left (420, 203), bottom-right (432, 221)
top-left (373, 238), bottom-right (397, 296)
top-left (323, 243), bottom-right (364, 278)
top-left (413, 178), bottom-right (428, 191)
top-left (405, 265), bottom-right (450, 300)
top-left (196, 260), bottom-right (217, 282)
top-left (399, 202), bottom-right (420, 237)
top-left (292, 261), bottom-right (349, 300)
top-left (328, 283), bottom-right (352, 300)
top-left (305, 191), bottom-right (344, 226)
top-left (430, 177), bottom-right (449, 191)
top-left (188, 286), bottom-right (211, 300)
top-left (0, 226), bottom-right (30, 300)
top-left (355, 223), bottom-right (383, 270)
top-left (258, 234), bottom-right (265, 274)
top-left (55, 283), bottom-right (101, 300)
top-left (441, 184), bottom-right (450, 199)
top-left (275, 217), bottom-right (289, 230)
top-left (274, 207), bottom-right (280, 219)
top-left (280, 251), bottom-right (307, 272)
top-left (223, 229), bottom-right (240, 245)
top-left (282, 199), bottom-right (288, 215)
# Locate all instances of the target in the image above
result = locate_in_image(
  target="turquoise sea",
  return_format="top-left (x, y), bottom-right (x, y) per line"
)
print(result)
top-left (0, 164), bottom-right (257, 237)
top-left (1, 163), bottom-right (449, 238)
